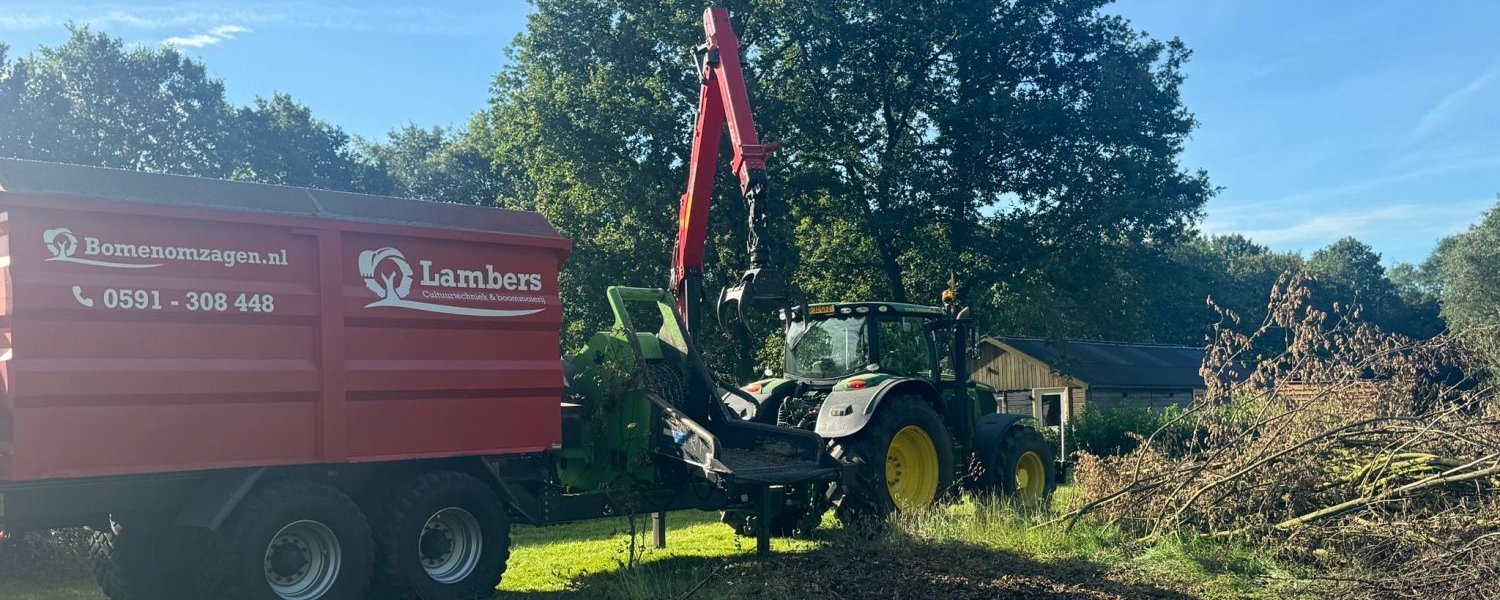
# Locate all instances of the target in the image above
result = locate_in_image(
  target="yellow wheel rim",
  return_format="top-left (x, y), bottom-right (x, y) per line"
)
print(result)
top-left (885, 425), bottom-right (940, 511)
top-left (1015, 451), bottom-right (1046, 503)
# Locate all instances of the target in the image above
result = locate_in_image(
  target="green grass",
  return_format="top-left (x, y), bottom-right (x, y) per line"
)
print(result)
top-left (0, 489), bottom-right (1319, 600)
top-left (497, 510), bottom-right (819, 595)
top-left (0, 579), bottom-right (98, 600)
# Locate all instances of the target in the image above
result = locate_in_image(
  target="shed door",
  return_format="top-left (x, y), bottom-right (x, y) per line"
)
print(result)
top-left (1039, 393), bottom-right (1063, 427)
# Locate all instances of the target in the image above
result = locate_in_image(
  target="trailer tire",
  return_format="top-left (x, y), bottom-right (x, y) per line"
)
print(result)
top-left (832, 395), bottom-right (955, 524)
top-left (979, 425), bottom-right (1056, 506)
top-left (372, 471), bottom-right (511, 600)
top-left (90, 520), bottom-right (206, 600)
top-left (204, 480), bottom-right (373, 600)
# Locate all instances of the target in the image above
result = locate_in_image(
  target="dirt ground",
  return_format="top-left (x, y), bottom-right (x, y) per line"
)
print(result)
top-left (552, 538), bottom-right (1202, 600)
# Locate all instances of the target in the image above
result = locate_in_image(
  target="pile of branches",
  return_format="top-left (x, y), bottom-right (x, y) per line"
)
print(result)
top-left (1069, 275), bottom-right (1500, 599)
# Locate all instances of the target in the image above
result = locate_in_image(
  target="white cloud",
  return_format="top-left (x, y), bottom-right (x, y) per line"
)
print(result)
top-left (162, 24), bottom-right (249, 48)
top-left (1203, 198), bottom-right (1493, 250)
top-left (1210, 156), bottom-right (1500, 221)
top-left (0, 5), bottom-right (271, 31)
top-left (1412, 69), bottom-right (1500, 140)
top-left (0, 3), bottom-right (505, 36)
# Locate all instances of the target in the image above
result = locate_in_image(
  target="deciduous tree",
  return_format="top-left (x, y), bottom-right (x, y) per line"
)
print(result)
top-left (479, 0), bottom-right (1213, 357)
top-left (232, 93), bottom-right (390, 193)
top-left (0, 26), bottom-right (235, 176)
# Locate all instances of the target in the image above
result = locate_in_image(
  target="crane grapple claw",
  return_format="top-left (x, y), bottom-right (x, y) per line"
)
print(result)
top-left (717, 266), bottom-right (790, 332)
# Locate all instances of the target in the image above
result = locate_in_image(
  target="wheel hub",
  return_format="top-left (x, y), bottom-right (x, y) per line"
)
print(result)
top-left (1014, 451), bottom-right (1046, 503)
top-left (267, 538), bottom-right (311, 582)
top-left (262, 520), bottom-right (341, 600)
top-left (420, 522), bottom-right (456, 566)
top-left (885, 425), bottom-right (940, 511)
top-left (418, 508), bottom-right (483, 584)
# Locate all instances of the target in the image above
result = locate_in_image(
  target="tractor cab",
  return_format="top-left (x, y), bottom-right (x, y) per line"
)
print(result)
top-left (725, 301), bottom-right (991, 432)
top-left (782, 302), bottom-right (950, 386)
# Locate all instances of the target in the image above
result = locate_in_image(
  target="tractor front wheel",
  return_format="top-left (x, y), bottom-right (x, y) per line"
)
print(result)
top-left (832, 395), bottom-right (955, 523)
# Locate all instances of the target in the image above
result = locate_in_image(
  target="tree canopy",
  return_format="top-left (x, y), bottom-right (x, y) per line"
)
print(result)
top-left (477, 0), bottom-right (1214, 358)
top-left (1429, 198), bottom-right (1500, 335)
top-left (0, 26), bottom-right (235, 176)
top-left (0, 27), bottom-right (385, 194)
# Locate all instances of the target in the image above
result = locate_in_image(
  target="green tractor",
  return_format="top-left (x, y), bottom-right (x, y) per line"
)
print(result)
top-left (723, 293), bottom-right (1058, 531)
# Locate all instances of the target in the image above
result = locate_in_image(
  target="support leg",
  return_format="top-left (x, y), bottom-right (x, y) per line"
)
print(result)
top-left (651, 511), bottom-right (667, 549)
top-left (757, 487), bottom-right (773, 557)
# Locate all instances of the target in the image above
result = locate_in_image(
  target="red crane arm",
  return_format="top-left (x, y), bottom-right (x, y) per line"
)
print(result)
top-left (672, 7), bottom-right (783, 335)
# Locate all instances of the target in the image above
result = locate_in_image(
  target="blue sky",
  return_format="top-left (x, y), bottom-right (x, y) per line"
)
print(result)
top-left (1, 1), bottom-right (1495, 265)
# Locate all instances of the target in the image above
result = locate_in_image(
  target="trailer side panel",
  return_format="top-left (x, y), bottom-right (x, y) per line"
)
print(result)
top-left (0, 159), bottom-right (567, 482)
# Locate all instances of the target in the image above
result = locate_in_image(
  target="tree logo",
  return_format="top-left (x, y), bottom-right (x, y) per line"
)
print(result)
top-left (359, 247), bottom-right (414, 304)
top-left (44, 228), bottom-right (79, 259)
top-left (42, 227), bottom-right (162, 269)
top-left (356, 245), bottom-right (545, 318)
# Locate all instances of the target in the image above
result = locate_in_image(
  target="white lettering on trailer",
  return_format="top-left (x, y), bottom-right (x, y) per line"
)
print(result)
top-left (68, 285), bottom-right (277, 313)
top-left (43, 227), bottom-right (289, 269)
top-left (359, 247), bottom-right (545, 318)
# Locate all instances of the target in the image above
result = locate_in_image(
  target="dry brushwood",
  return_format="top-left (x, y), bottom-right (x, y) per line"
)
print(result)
top-left (1068, 273), bottom-right (1500, 600)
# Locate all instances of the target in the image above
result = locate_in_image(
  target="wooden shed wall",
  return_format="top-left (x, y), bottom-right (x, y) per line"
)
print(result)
top-left (997, 389), bottom-right (1087, 419)
top-left (972, 343), bottom-right (1075, 391)
top-left (973, 341), bottom-right (1199, 418)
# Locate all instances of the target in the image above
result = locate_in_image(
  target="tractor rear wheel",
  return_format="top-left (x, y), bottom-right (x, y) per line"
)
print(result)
top-left (980, 425), bottom-right (1057, 505)
top-left (832, 395), bottom-right (954, 523)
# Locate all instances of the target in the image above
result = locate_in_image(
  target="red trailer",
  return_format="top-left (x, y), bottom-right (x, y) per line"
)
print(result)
top-left (0, 158), bottom-right (836, 600)
top-left (0, 158), bottom-right (570, 483)
top-left (0, 158), bottom-right (581, 600)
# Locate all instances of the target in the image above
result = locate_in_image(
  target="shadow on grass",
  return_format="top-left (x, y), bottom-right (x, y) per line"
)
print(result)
top-left (511, 510), bottom-right (727, 547)
top-left (499, 529), bottom-right (1203, 600)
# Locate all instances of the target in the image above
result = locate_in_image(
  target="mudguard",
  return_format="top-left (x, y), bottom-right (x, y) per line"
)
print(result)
top-left (171, 468), bottom-right (266, 530)
top-left (814, 376), bottom-right (939, 438)
top-left (972, 413), bottom-right (1039, 473)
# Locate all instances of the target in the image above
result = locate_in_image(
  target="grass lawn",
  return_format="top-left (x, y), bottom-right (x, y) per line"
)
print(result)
top-left (0, 490), bottom-right (1320, 599)
top-left (497, 509), bottom-right (819, 596)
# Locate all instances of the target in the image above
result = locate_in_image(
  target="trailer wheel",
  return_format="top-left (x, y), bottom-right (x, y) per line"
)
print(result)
top-left (204, 480), bottom-right (373, 600)
top-left (373, 471), bottom-right (511, 600)
top-left (980, 425), bottom-right (1057, 506)
top-left (832, 395), bottom-right (955, 523)
top-left (90, 519), bottom-right (207, 600)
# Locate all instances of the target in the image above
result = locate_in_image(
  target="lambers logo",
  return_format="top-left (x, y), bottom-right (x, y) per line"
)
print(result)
top-left (358, 247), bottom-right (546, 318)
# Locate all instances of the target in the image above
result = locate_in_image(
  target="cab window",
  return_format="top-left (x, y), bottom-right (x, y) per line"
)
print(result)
top-left (877, 317), bottom-right (934, 377)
